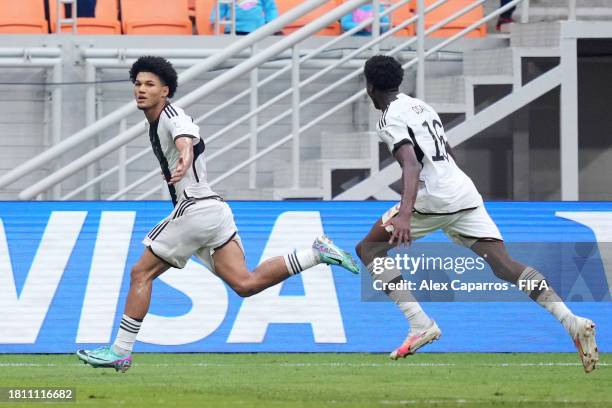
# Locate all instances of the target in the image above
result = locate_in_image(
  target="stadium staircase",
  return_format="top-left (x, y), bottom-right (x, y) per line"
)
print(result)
top-left (304, 0), bottom-right (612, 201)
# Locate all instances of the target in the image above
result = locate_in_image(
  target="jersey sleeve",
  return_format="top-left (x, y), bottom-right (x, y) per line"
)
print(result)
top-left (379, 110), bottom-right (413, 155)
top-left (168, 112), bottom-right (200, 141)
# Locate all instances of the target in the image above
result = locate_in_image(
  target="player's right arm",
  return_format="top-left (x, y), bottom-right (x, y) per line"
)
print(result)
top-left (383, 143), bottom-right (420, 246)
top-left (378, 109), bottom-right (421, 246)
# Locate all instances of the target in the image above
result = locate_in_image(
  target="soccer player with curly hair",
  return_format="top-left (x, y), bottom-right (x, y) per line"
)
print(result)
top-left (76, 56), bottom-right (359, 372)
top-left (356, 55), bottom-right (598, 373)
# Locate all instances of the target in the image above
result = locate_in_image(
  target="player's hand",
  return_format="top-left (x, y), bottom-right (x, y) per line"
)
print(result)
top-left (382, 216), bottom-right (412, 247)
top-left (169, 158), bottom-right (187, 184)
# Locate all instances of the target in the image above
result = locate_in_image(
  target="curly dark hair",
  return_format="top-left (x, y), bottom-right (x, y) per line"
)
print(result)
top-left (129, 56), bottom-right (178, 98)
top-left (364, 55), bottom-right (404, 91)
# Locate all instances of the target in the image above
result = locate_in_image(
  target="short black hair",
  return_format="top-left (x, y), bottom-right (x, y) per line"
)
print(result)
top-left (364, 55), bottom-right (404, 91)
top-left (129, 56), bottom-right (178, 98)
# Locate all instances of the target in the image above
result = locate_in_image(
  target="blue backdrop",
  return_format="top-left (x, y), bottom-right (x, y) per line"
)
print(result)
top-left (0, 201), bottom-right (610, 353)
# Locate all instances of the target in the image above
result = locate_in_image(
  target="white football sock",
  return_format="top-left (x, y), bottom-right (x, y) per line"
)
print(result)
top-left (112, 315), bottom-right (142, 355)
top-left (518, 267), bottom-right (574, 332)
top-left (367, 262), bottom-right (432, 331)
top-left (284, 249), bottom-right (319, 276)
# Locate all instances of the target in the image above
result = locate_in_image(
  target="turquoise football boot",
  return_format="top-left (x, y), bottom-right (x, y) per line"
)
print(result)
top-left (76, 346), bottom-right (132, 373)
top-left (313, 235), bottom-right (360, 274)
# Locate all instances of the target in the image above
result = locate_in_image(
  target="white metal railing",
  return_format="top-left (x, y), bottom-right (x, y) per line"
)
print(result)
top-left (28, 0), bottom-right (370, 201)
top-left (0, 0), bottom-right (335, 197)
top-left (12, 0), bottom-right (503, 199)
top-left (146, 0), bottom-right (581, 200)
top-left (201, 0), bottom-right (533, 192)
top-left (129, 0), bottom-right (418, 199)
top-left (132, 0), bottom-right (525, 199)
top-left (0, 48), bottom-right (63, 198)
top-left (0, 0), bottom-right (584, 200)
top-left (13, 0), bottom-right (405, 200)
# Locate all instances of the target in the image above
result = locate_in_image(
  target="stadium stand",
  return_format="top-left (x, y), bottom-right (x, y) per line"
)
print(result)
top-left (0, 0), bottom-right (485, 37)
top-left (195, 0), bottom-right (215, 35)
top-left (189, 0), bottom-right (196, 18)
top-left (413, 0), bottom-right (486, 38)
top-left (120, 0), bottom-right (192, 35)
top-left (0, 0), bottom-right (48, 34)
top-left (277, 0), bottom-right (342, 35)
top-left (48, 0), bottom-right (121, 34)
top-left (390, 0), bottom-right (415, 36)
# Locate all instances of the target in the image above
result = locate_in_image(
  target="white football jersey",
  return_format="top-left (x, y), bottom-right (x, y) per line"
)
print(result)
top-left (146, 103), bottom-right (217, 206)
top-left (376, 93), bottom-right (482, 214)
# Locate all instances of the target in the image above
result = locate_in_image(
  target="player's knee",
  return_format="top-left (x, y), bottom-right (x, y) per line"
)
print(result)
top-left (130, 263), bottom-right (154, 286)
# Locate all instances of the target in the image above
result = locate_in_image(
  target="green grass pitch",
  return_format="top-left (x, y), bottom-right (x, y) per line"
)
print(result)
top-left (0, 353), bottom-right (610, 407)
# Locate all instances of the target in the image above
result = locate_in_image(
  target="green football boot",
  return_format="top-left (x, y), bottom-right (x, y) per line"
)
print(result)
top-left (313, 235), bottom-right (360, 274)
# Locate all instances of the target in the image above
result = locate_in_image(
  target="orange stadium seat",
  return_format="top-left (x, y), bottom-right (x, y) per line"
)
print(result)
top-left (390, 1), bottom-right (415, 36)
top-left (411, 0), bottom-right (486, 38)
top-left (276, 0), bottom-right (341, 36)
top-left (194, 0), bottom-right (223, 35)
top-left (0, 0), bottom-right (48, 34)
top-left (189, 0), bottom-right (196, 18)
top-left (49, 0), bottom-right (121, 34)
top-left (121, 0), bottom-right (192, 35)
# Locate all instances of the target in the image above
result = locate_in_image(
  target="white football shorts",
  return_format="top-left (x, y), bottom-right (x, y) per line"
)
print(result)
top-left (381, 203), bottom-right (503, 247)
top-left (142, 197), bottom-right (242, 271)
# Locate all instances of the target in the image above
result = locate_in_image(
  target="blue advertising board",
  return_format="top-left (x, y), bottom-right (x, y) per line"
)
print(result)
top-left (0, 201), bottom-right (610, 353)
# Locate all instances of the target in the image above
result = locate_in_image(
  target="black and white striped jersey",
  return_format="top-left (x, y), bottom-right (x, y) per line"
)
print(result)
top-left (146, 102), bottom-right (216, 206)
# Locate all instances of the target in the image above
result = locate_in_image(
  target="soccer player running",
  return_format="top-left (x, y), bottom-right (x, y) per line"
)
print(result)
top-left (356, 55), bottom-right (598, 373)
top-left (77, 56), bottom-right (359, 372)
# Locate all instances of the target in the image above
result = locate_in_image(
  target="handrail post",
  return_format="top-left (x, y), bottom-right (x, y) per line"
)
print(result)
top-left (291, 45), bottom-right (300, 189)
top-left (85, 62), bottom-right (96, 199)
top-left (520, 0), bottom-right (530, 24)
top-left (372, 0), bottom-right (380, 52)
top-left (42, 71), bottom-right (51, 200)
top-left (51, 63), bottom-right (62, 200)
top-left (568, 0), bottom-right (576, 21)
top-left (416, 0), bottom-right (425, 100)
top-left (56, 0), bottom-right (78, 34)
top-left (249, 43), bottom-right (258, 189)
top-left (118, 119), bottom-right (127, 193)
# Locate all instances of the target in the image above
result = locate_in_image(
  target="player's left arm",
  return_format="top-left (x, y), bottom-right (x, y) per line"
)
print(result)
top-left (170, 136), bottom-right (194, 184)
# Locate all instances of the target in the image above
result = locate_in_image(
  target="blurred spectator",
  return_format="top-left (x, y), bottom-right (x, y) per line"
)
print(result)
top-left (496, 0), bottom-right (515, 31)
top-left (341, 4), bottom-right (390, 36)
top-left (210, 0), bottom-right (278, 35)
